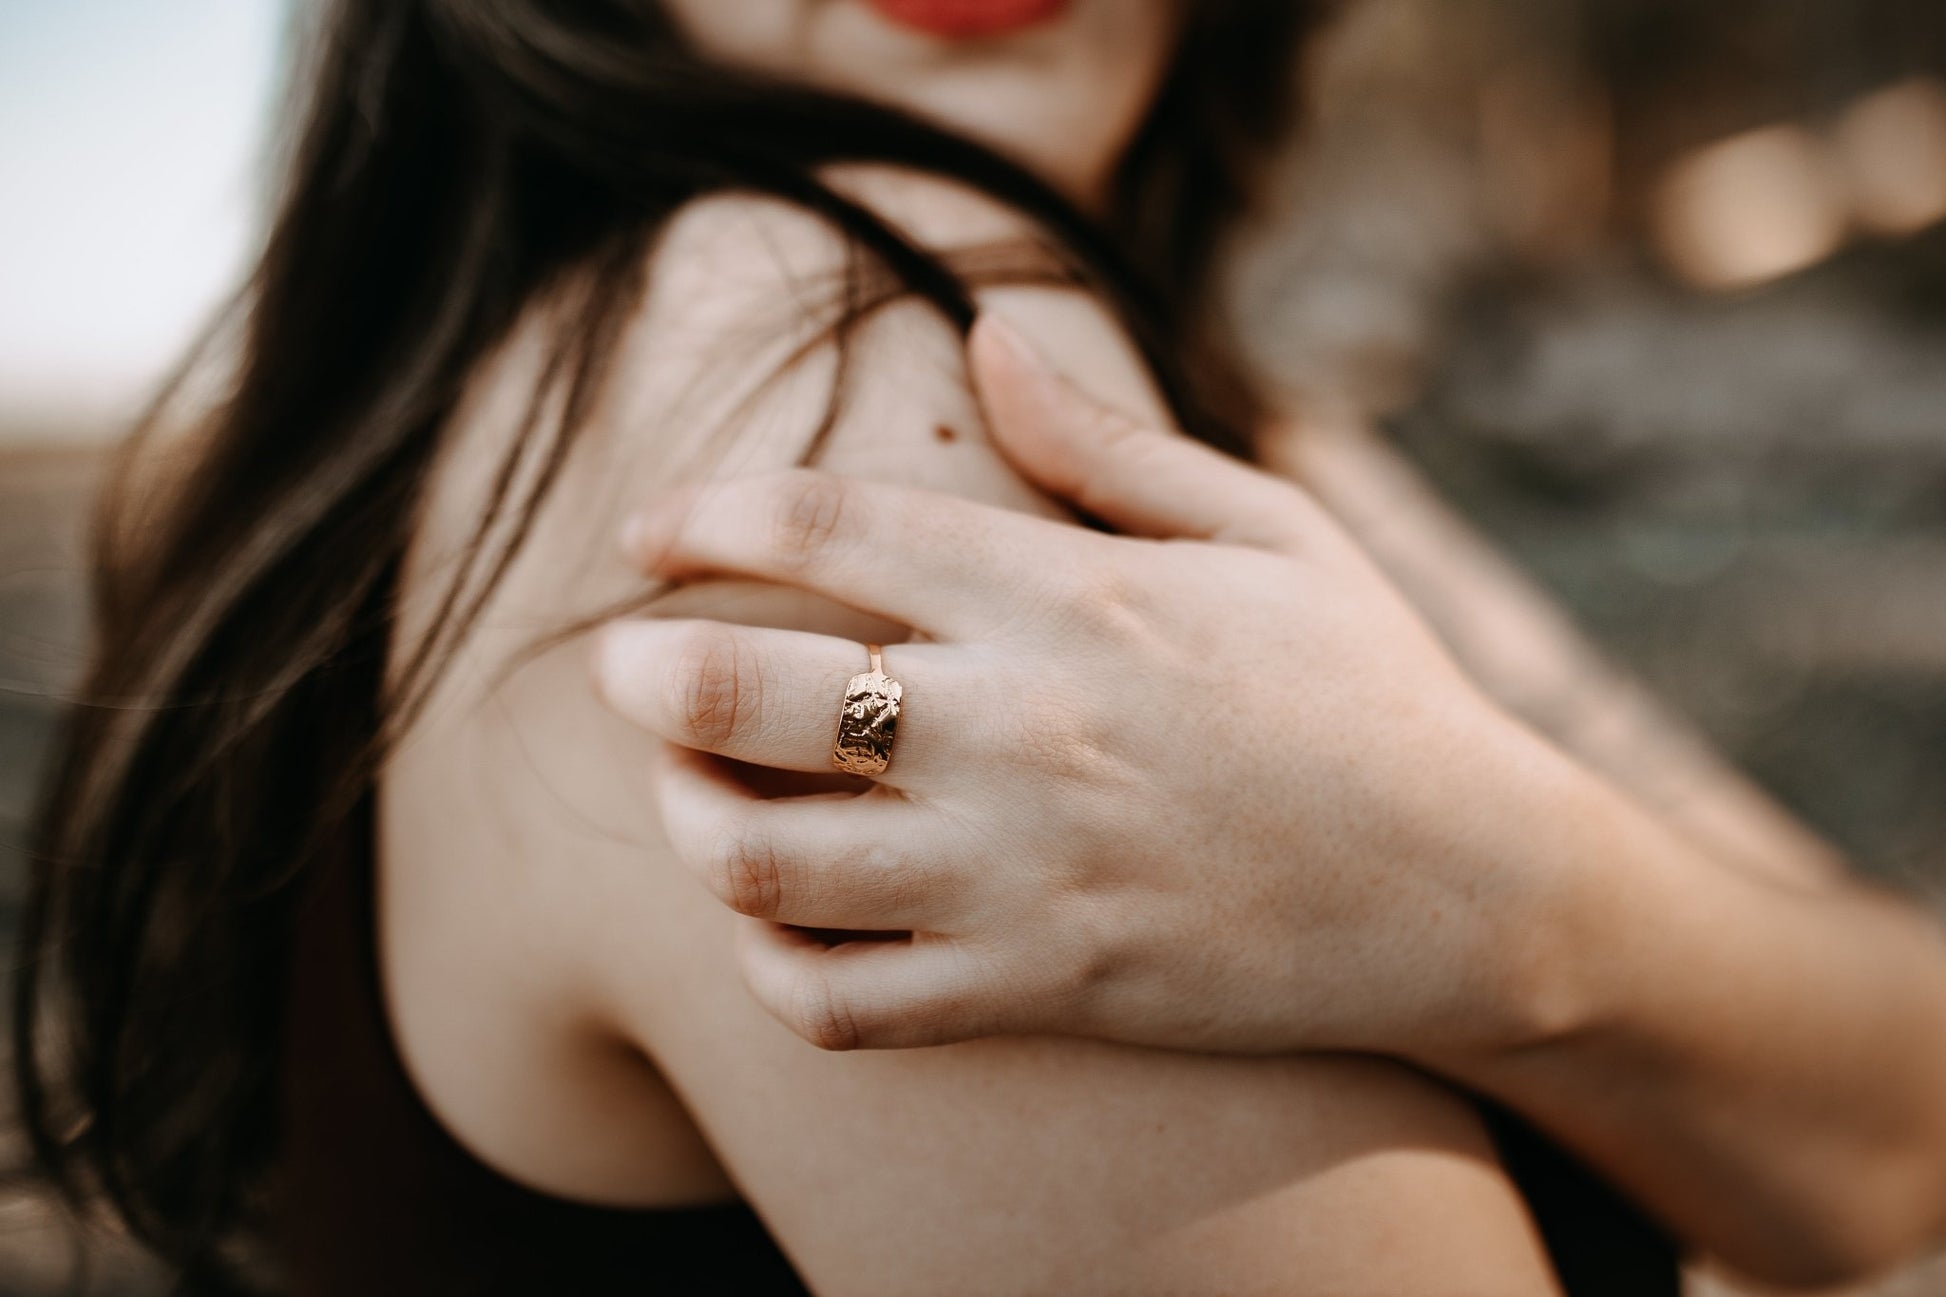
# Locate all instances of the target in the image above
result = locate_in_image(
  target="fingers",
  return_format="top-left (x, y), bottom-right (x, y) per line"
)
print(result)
top-left (652, 744), bottom-right (977, 930)
top-left (618, 466), bottom-right (1113, 639)
top-left (968, 313), bottom-right (1319, 551)
top-left (595, 618), bottom-right (964, 789)
top-left (735, 919), bottom-right (1020, 1051)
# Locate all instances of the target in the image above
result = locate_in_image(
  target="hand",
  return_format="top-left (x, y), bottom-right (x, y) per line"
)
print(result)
top-left (592, 315), bottom-right (1563, 1057)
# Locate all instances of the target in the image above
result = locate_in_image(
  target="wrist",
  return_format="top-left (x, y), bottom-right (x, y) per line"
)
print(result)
top-left (1405, 701), bottom-right (1652, 1072)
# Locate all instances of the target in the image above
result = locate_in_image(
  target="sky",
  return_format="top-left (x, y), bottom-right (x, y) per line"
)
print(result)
top-left (0, 0), bottom-right (285, 437)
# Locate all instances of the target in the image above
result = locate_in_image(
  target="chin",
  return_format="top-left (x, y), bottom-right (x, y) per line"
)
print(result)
top-left (827, 0), bottom-right (1181, 201)
top-left (890, 76), bottom-right (1138, 202)
top-left (663, 0), bottom-right (1180, 203)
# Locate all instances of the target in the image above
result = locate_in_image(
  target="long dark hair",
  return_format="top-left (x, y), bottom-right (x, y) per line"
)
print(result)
top-left (14, 0), bottom-right (1318, 1289)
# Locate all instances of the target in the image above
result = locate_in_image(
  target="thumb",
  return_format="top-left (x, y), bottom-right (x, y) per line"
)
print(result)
top-left (967, 312), bottom-right (1308, 549)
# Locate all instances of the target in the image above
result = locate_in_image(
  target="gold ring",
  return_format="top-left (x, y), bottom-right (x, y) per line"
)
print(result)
top-left (831, 643), bottom-right (903, 777)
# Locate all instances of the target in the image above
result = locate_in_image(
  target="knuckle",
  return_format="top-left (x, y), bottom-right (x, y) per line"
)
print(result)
top-left (792, 976), bottom-right (864, 1052)
top-left (1081, 401), bottom-right (1145, 452)
top-left (670, 626), bottom-right (758, 749)
top-left (1046, 559), bottom-right (1149, 642)
top-left (985, 688), bottom-right (1112, 782)
top-left (1117, 423), bottom-right (1182, 476)
top-left (1064, 952), bottom-right (1123, 1040)
top-left (714, 828), bottom-right (787, 919)
top-left (853, 839), bottom-right (934, 916)
top-left (769, 471), bottom-right (855, 568)
top-left (1074, 567), bottom-right (1138, 624)
top-left (1053, 906), bottom-right (1140, 1031)
top-left (1067, 913), bottom-right (1128, 1001)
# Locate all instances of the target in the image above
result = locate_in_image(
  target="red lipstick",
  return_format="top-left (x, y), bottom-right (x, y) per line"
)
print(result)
top-left (863, 0), bottom-right (1072, 40)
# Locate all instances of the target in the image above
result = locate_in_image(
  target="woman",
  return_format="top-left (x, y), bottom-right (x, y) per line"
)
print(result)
top-left (15, 1), bottom-right (1946, 1294)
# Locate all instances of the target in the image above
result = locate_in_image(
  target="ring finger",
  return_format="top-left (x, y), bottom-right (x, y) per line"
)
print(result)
top-left (594, 617), bottom-right (962, 789)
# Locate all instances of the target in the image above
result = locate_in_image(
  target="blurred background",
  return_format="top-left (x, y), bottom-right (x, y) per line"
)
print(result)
top-left (1, 0), bottom-right (1942, 1292)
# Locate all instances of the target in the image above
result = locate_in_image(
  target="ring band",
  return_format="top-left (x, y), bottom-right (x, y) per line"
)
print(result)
top-left (831, 643), bottom-right (903, 777)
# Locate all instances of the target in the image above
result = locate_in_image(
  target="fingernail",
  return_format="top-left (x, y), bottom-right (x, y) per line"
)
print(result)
top-left (590, 619), bottom-right (636, 705)
top-left (620, 496), bottom-right (688, 567)
top-left (591, 617), bottom-right (669, 705)
top-left (977, 312), bottom-right (1052, 375)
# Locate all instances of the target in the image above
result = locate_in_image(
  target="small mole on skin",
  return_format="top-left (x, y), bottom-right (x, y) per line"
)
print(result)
top-left (934, 423), bottom-right (959, 443)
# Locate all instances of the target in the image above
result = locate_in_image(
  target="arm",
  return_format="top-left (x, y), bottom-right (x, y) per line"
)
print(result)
top-left (1418, 720), bottom-right (1946, 1289)
top-left (1257, 413), bottom-right (1845, 889)
top-left (593, 317), bottom-right (1946, 1291)
top-left (377, 176), bottom-right (1563, 1294)
top-left (1259, 418), bottom-right (1946, 1283)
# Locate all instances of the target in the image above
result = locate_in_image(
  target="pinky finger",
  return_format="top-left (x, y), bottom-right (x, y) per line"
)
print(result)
top-left (734, 919), bottom-right (1010, 1052)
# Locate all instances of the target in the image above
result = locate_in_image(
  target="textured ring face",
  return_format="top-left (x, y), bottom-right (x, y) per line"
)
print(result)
top-left (832, 670), bottom-right (903, 776)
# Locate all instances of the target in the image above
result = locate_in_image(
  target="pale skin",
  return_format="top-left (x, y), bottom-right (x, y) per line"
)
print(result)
top-left (595, 315), bottom-right (1946, 1289)
top-left (382, 176), bottom-right (1565, 1294)
top-left (378, 0), bottom-right (1946, 1291)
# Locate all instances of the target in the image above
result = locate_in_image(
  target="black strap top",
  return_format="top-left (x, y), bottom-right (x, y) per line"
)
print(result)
top-left (275, 794), bottom-right (810, 1296)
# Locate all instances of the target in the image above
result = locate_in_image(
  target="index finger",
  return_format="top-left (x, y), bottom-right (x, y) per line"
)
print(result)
top-left (621, 468), bottom-right (1110, 638)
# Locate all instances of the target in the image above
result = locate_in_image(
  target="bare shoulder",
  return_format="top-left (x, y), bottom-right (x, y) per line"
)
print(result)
top-left (377, 172), bottom-right (1559, 1291)
top-left (609, 163), bottom-right (1176, 486)
top-left (375, 169), bottom-right (1128, 1205)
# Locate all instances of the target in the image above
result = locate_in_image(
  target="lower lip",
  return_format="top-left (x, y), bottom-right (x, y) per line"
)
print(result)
top-left (862, 0), bottom-right (1072, 40)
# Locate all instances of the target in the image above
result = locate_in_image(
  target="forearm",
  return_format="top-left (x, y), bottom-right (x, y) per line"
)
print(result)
top-left (1267, 417), bottom-right (1946, 1280)
top-left (1260, 415), bottom-right (1846, 889)
top-left (1427, 719), bottom-right (1946, 1288)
